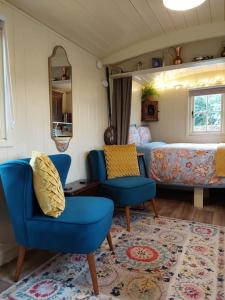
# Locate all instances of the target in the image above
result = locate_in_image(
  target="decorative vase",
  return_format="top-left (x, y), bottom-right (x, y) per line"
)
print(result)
top-left (173, 46), bottom-right (183, 65)
top-left (104, 126), bottom-right (116, 145)
top-left (221, 47), bottom-right (225, 57)
top-left (145, 95), bottom-right (154, 101)
top-left (136, 61), bottom-right (143, 71)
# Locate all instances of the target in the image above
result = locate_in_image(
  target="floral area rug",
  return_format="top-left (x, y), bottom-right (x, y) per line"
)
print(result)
top-left (1, 212), bottom-right (225, 300)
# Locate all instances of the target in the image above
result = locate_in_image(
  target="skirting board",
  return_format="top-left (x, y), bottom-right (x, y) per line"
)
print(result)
top-left (0, 243), bottom-right (17, 266)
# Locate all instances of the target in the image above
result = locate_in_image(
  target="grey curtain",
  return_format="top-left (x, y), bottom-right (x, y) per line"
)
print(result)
top-left (112, 77), bottom-right (132, 145)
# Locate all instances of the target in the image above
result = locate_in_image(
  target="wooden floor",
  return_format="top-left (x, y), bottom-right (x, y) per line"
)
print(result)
top-left (1, 187), bottom-right (225, 293)
top-left (156, 187), bottom-right (225, 226)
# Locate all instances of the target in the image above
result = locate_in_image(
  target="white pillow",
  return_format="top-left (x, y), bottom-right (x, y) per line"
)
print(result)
top-left (128, 126), bottom-right (141, 145)
top-left (138, 126), bottom-right (152, 144)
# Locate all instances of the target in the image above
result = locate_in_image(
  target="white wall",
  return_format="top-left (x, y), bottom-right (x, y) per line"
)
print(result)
top-left (152, 70), bottom-right (225, 143)
top-left (113, 36), bottom-right (225, 72)
top-left (0, 1), bottom-right (108, 265)
top-left (126, 36), bottom-right (225, 143)
top-left (150, 92), bottom-right (225, 144)
top-left (130, 81), bottom-right (141, 126)
top-left (150, 88), bottom-right (188, 143)
top-left (131, 72), bottom-right (225, 144)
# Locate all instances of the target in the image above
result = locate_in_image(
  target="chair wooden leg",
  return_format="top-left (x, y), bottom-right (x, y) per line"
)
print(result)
top-left (125, 206), bottom-right (131, 232)
top-left (107, 232), bottom-right (114, 251)
top-left (151, 198), bottom-right (159, 218)
top-left (87, 253), bottom-right (99, 296)
top-left (14, 245), bottom-right (26, 282)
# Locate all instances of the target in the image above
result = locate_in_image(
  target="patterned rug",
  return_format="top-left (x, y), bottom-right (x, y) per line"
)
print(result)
top-left (1, 212), bottom-right (225, 300)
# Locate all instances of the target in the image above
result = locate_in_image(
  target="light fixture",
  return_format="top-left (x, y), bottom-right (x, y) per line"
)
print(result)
top-left (102, 79), bottom-right (109, 88)
top-left (163, 0), bottom-right (206, 11)
top-left (96, 60), bottom-right (103, 69)
top-left (153, 75), bottom-right (225, 91)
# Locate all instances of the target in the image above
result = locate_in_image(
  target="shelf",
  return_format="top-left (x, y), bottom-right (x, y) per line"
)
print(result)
top-left (52, 80), bottom-right (71, 83)
top-left (53, 135), bottom-right (72, 138)
top-left (52, 80), bottom-right (71, 91)
top-left (110, 57), bottom-right (225, 85)
top-left (52, 122), bottom-right (72, 125)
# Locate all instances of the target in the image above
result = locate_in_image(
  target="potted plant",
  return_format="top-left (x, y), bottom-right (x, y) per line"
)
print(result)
top-left (141, 83), bottom-right (159, 101)
top-left (141, 83), bottom-right (159, 122)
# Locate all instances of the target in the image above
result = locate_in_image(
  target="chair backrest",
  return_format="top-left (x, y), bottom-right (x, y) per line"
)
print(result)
top-left (0, 154), bottom-right (71, 246)
top-left (88, 150), bottom-right (107, 182)
top-left (88, 150), bottom-right (146, 181)
top-left (22, 154), bottom-right (71, 188)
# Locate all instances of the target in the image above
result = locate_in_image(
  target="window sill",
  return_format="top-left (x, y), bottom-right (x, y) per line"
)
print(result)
top-left (185, 131), bottom-right (225, 143)
top-left (187, 132), bottom-right (225, 137)
top-left (0, 138), bottom-right (14, 148)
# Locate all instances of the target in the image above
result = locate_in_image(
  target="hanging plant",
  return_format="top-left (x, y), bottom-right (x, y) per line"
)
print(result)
top-left (141, 83), bottom-right (159, 100)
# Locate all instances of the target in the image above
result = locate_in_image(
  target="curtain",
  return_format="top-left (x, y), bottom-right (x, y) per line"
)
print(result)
top-left (112, 77), bottom-right (132, 145)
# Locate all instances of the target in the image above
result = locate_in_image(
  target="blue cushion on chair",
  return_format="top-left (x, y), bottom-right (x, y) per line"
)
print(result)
top-left (103, 176), bottom-right (155, 188)
top-left (32, 196), bottom-right (113, 224)
top-left (27, 196), bottom-right (114, 254)
top-left (100, 176), bottom-right (156, 207)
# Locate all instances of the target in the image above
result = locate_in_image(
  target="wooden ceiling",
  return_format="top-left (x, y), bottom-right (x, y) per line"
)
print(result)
top-left (5, 0), bottom-right (225, 62)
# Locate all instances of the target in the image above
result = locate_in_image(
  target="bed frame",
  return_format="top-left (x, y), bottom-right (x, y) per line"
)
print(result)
top-left (194, 187), bottom-right (204, 208)
top-left (138, 153), bottom-right (214, 209)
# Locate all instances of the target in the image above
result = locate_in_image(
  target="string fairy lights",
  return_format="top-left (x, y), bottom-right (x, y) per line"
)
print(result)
top-left (153, 75), bottom-right (225, 91)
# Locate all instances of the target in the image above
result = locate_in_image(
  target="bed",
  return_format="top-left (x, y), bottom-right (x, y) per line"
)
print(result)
top-left (129, 126), bottom-right (225, 208)
top-left (137, 142), bottom-right (225, 208)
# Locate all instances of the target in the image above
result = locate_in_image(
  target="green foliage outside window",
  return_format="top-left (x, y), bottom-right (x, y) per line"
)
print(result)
top-left (193, 93), bottom-right (222, 132)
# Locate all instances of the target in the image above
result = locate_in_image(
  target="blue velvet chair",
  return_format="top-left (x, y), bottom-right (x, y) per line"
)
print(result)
top-left (0, 154), bottom-right (114, 295)
top-left (88, 150), bottom-right (158, 231)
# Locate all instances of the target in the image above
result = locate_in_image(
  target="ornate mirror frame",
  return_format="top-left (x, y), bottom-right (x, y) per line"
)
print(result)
top-left (48, 46), bottom-right (73, 152)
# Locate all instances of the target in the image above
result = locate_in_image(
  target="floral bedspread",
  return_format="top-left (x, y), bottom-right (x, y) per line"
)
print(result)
top-left (149, 143), bottom-right (225, 186)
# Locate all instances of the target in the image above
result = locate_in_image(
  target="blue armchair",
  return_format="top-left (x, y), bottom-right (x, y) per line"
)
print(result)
top-left (0, 154), bottom-right (114, 296)
top-left (88, 150), bottom-right (158, 232)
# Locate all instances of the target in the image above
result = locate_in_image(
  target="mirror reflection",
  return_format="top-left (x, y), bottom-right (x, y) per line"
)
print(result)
top-left (49, 46), bottom-right (72, 147)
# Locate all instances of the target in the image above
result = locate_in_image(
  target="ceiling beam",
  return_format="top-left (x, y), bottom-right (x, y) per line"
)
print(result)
top-left (102, 21), bottom-right (225, 65)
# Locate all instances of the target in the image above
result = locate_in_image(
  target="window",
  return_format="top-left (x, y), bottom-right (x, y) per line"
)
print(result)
top-left (189, 87), bottom-right (225, 135)
top-left (0, 20), bottom-right (15, 146)
top-left (0, 23), bottom-right (6, 141)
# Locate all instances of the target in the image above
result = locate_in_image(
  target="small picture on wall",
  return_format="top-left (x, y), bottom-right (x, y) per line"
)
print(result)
top-left (141, 99), bottom-right (159, 122)
top-left (152, 57), bottom-right (163, 68)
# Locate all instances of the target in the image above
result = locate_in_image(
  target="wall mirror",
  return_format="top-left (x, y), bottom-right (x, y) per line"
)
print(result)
top-left (49, 46), bottom-right (72, 152)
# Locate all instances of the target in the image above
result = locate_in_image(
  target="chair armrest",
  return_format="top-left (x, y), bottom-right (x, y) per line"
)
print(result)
top-left (137, 153), bottom-right (147, 177)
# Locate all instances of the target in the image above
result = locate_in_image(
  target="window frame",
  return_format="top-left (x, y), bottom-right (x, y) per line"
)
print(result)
top-left (0, 20), bottom-right (15, 148)
top-left (0, 25), bottom-right (6, 143)
top-left (187, 87), bottom-right (225, 137)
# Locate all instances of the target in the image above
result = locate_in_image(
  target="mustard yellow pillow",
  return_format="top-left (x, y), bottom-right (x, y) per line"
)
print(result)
top-left (30, 151), bottom-right (65, 217)
top-left (103, 144), bottom-right (140, 179)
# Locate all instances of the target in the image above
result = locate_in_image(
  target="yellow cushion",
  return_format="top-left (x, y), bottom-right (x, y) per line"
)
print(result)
top-left (103, 144), bottom-right (140, 179)
top-left (30, 151), bottom-right (65, 217)
top-left (216, 143), bottom-right (225, 177)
